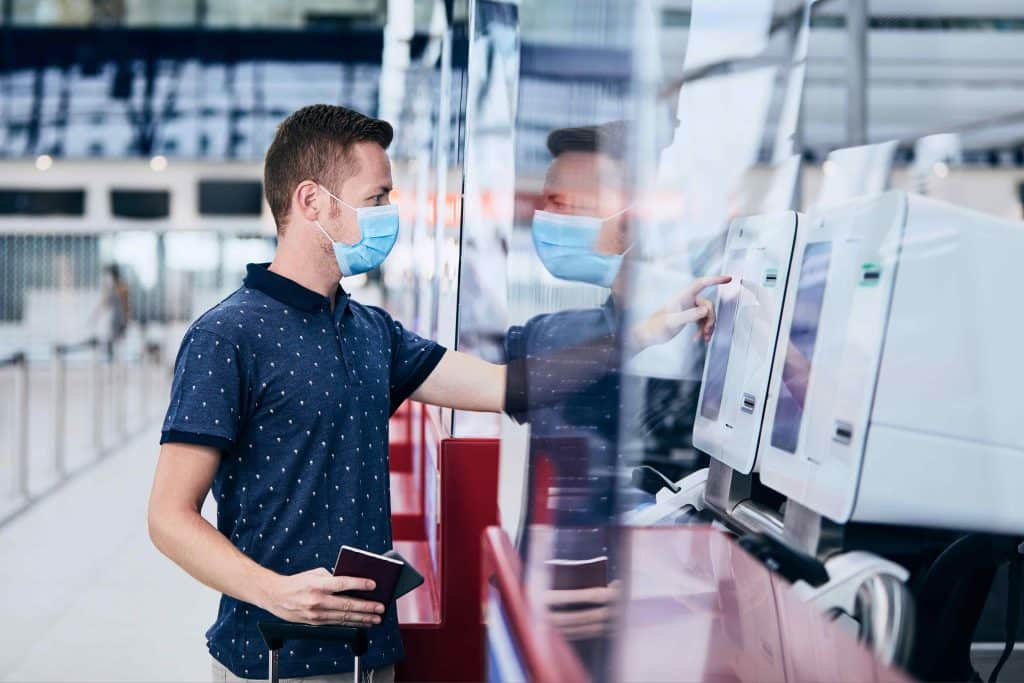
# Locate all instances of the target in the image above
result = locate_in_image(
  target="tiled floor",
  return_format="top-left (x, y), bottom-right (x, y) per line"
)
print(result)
top-left (0, 426), bottom-right (219, 682)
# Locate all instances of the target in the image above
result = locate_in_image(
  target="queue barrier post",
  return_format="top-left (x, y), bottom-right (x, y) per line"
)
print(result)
top-left (55, 338), bottom-right (103, 474)
top-left (0, 352), bottom-right (31, 501)
top-left (139, 346), bottom-right (148, 426)
top-left (92, 338), bottom-right (105, 453)
top-left (13, 353), bottom-right (30, 500)
top-left (114, 352), bottom-right (126, 437)
top-left (52, 344), bottom-right (67, 477)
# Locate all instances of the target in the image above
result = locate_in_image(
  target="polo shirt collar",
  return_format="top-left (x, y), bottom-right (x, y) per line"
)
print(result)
top-left (244, 262), bottom-right (349, 314)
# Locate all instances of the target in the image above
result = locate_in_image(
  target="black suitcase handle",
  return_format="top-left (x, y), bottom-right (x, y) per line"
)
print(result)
top-left (257, 621), bottom-right (370, 683)
top-left (257, 621), bottom-right (369, 656)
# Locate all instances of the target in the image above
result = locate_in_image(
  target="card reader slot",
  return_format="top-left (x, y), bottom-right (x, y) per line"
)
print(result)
top-left (833, 420), bottom-right (854, 445)
top-left (860, 266), bottom-right (882, 285)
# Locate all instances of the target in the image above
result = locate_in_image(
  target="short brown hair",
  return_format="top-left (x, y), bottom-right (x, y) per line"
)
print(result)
top-left (546, 121), bottom-right (628, 161)
top-left (264, 104), bottom-right (393, 231)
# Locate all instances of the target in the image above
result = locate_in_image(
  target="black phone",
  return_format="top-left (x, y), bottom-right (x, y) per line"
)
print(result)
top-left (383, 549), bottom-right (425, 599)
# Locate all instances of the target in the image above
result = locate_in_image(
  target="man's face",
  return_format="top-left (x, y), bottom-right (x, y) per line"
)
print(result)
top-left (314, 141), bottom-right (394, 251)
top-left (542, 151), bottom-right (629, 255)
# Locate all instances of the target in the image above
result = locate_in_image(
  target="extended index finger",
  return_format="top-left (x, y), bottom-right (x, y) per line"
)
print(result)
top-left (687, 275), bottom-right (732, 297)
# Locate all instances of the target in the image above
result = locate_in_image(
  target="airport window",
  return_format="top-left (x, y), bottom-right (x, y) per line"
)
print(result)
top-left (0, 189), bottom-right (85, 216)
top-left (198, 180), bottom-right (263, 216)
top-left (110, 190), bottom-right (171, 219)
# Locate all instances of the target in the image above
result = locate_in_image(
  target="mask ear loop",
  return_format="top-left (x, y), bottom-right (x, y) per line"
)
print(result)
top-left (311, 217), bottom-right (337, 244)
top-left (599, 204), bottom-right (636, 257)
top-left (600, 204), bottom-right (632, 222)
top-left (318, 183), bottom-right (359, 212)
top-left (312, 184), bottom-right (359, 244)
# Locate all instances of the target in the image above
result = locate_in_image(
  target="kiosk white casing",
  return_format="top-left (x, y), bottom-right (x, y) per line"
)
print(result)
top-left (759, 191), bottom-right (1024, 533)
top-left (693, 211), bottom-right (801, 474)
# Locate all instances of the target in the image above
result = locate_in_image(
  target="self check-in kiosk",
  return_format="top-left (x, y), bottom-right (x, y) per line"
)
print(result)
top-left (759, 191), bottom-right (1024, 535)
top-left (693, 211), bottom-right (802, 474)
top-left (626, 202), bottom-right (924, 664)
top-left (627, 211), bottom-right (803, 525)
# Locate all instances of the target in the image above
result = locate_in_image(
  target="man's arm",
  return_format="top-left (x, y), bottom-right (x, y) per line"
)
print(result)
top-left (410, 350), bottom-right (506, 413)
top-left (148, 442), bottom-right (385, 626)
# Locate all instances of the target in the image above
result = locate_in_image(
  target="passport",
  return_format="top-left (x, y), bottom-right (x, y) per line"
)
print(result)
top-left (547, 556), bottom-right (609, 591)
top-left (332, 545), bottom-right (405, 604)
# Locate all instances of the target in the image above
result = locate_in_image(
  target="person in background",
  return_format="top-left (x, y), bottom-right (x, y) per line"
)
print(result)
top-left (91, 263), bottom-right (130, 361)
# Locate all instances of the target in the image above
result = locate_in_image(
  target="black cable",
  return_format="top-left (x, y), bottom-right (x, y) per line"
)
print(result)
top-left (989, 550), bottom-right (1022, 683)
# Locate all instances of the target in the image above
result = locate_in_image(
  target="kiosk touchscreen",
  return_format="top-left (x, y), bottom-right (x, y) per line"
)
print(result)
top-left (759, 191), bottom-right (1024, 534)
top-left (693, 211), bottom-right (801, 474)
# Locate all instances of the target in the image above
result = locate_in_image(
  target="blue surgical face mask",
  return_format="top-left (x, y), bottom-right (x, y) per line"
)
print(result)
top-left (530, 208), bottom-right (629, 287)
top-left (313, 184), bottom-right (400, 276)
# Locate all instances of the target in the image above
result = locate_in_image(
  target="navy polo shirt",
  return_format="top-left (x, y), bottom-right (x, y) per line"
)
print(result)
top-left (160, 263), bottom-right (445, 679)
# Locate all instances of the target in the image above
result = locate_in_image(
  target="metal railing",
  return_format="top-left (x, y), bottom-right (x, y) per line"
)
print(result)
top-left (0, 337), bottom-right (168, 528)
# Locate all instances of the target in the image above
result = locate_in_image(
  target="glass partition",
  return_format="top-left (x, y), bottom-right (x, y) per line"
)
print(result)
top-left (493, 0), bottom-right (1024, 675)
top-left (497, 1), bottom-right (635, 677)
top-left (618, 0), bottom-right (812, 501)
top-left (451, 0), bottom-right (520, 437)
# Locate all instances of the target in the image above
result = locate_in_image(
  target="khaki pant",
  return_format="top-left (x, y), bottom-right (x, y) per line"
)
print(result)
top-left (211, 657), bottom-right (395, 683)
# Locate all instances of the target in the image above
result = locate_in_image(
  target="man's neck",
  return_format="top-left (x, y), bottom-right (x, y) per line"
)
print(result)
top-left (268, 243), bottom-right (340, 308)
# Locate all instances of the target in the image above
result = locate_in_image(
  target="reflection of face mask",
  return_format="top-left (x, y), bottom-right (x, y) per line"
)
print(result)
top-left (531, 208), bottom-right (628, 287)
top-left (313, 185), bottom-right (400, 276)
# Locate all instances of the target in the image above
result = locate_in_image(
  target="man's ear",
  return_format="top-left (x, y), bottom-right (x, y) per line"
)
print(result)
top-left (294, 180), bottom-right (320, 223)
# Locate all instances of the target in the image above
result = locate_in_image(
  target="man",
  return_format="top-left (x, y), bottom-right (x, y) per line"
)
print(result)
top-left (90, 263), bottom-right (131, 361)
top-left (147, 105), bottom-right (504, 682)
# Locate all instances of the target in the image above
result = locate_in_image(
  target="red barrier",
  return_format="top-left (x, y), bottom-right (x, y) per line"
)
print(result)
top-left (390, 402), bottom-right (500, 682)
top-left (388, 401), bottom-right (414, 472)
top-left (480, 527), bottom-right (589, 683)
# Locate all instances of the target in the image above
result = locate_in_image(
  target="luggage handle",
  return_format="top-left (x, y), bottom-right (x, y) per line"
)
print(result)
top-left (257, 621), bottom-right (369, 683)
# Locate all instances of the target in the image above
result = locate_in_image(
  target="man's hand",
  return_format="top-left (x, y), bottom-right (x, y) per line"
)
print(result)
top-left (629, 275), bottom-right (732, 350)
top-left (542, 580), bottom-right (622, 641)
top-left (262, 567), bottom-right (385, 627)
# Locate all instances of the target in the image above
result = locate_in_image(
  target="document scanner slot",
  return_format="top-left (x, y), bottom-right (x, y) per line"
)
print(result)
top-left (833, 420), bottom-right (854, 445)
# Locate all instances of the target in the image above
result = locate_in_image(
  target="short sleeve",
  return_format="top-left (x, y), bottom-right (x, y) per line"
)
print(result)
top-left (160, 328), bottom-right (246, 453)
top-left (385, 315), bottom-right (447, 413)
top-left (503, 324), bottom-right (529, 422)
top-left (501, 310), bottom-right (617, 424)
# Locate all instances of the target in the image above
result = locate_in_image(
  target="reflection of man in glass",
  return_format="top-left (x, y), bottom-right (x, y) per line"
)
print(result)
top-left (505, 123), bottom-right (728, 441)
top-left (504, 123), bottom-right (728, 651)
